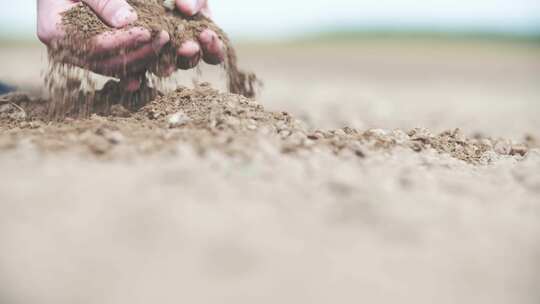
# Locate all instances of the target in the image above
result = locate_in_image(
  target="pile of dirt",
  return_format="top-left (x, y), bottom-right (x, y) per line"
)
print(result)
top-left (47, 0), bottom-right (259, 118)
top-left (0, 87), bottom-right (532, 163)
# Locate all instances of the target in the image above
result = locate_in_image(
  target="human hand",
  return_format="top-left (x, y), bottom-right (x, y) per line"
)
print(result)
top-left (168, 0), bottom-right (225, 72)
top-left (37, 0), bottom-right (170, 90)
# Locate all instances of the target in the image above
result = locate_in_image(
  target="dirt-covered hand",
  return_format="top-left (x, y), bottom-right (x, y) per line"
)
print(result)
top-left (37, 0), bottom-right (170, 88)
top-left (171, 0), bottom-right (225, 71)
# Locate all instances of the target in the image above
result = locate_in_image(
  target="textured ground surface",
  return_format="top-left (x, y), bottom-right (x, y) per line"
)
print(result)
top-left (0, 39), bottom-right (539, 304)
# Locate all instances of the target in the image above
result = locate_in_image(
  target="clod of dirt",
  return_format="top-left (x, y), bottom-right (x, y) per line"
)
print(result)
top-left (49, 0), bottom-right (259, 115)
top-left (0, 92), bottom-right (48, 121)
top-left (0, 101), bottom-right (27, 121)
top-left (510, 145), bottom-right (528, 157)
top-left (110, 104), bottom-right (133, 118)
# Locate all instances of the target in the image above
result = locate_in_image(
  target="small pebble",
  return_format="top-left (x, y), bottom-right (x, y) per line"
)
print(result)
top-left (510, 145), bottom-right (528, 157)
top-left (168, 111), bottom-right (191, 128)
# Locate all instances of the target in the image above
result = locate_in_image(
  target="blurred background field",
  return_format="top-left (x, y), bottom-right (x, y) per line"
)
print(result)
top-left (2, 0), bottom-right (540, 40)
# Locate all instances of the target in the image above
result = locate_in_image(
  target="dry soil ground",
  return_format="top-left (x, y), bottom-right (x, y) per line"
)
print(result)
top-left (0, 39), bottom-right (539, 304)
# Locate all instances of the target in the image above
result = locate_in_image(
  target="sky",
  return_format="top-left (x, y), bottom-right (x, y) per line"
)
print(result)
top-left (1, 0), bottom-right (539, 40)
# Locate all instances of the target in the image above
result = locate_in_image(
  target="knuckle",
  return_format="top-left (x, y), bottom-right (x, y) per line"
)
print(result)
top-left (99, 0), bottom-right (111, 11)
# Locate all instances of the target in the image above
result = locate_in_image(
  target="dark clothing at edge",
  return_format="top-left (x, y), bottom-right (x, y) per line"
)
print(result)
top-left (0, 82), bottom-right (14, 95)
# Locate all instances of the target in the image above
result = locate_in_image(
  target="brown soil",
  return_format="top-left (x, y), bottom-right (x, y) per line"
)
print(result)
top-left (0, 87), bottom-right (531, 163)
top-left (47, 0), bottom-right (259, 118)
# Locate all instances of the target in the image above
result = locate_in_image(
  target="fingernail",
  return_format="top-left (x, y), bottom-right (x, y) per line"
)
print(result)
top-left (183, 0), bottom-right (198, 15)
top-left (112, 8), bottom-right (137, 27)
top-left (177, 40), bottom-right (200, 57)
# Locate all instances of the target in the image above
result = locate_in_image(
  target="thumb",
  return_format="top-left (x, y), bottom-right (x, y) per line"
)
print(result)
top-left (82, 0), bottom-right (137, 28)
top-left (175, 0), bottom-right (204, 16)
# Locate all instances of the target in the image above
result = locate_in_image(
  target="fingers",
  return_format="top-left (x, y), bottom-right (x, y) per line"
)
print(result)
top-left (92, 28), bottom-right (224, 75)
top-left (175, 0), bottom-right (211, 18)
top-left (198, 29), bottom-right (224, 65)
top-left (37, 0), bottom-right (80, 44)
top-left (200, 4), bottom-right (212, 18)
top-left (93, 31), bottom-right (170, 75)
top-left (198, 0), bottom-right (212, 18)
top-left (173, 1), bottom-right (222, 69)
top-left (177, 40), bottom-right (201, 69)
top-left (177, 40), bottom-right (200, 58)
top-left (59, 30), bottom-right (170, 80)
top-left (91, 27), bottom-right (151, 54)
top-left (175, 0), bottom-right (205, 17)
top-left (82, 0), bottom-right (137, 28)
top-left (173, 29), bottom-right (224, 71)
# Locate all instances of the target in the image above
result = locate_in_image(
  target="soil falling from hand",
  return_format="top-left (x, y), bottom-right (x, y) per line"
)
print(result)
top-left (47, 0), bottom-right (259, 118)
